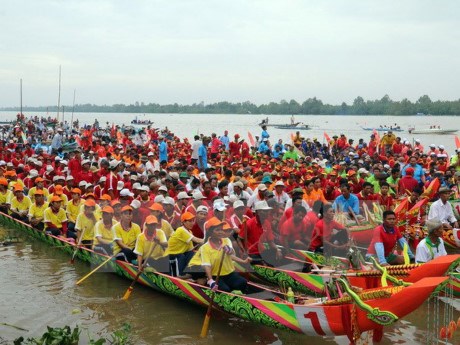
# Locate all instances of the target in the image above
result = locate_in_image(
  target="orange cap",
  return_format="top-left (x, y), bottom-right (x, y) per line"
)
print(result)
top-left (100, 194), bottom-right (112, 201)
top-left (34, 189), bottom-right (44, 195)
top-left (347, 170), bottom-right (356, 177)
top-left (85, 193), bottom-right (96, 199)
top-left (0, 178), bottom-right (8, 186)
top-left (206, 216), bottom-right (224, 229)
top-left (121, 205), bottom-right (133, 212)
top-left (84, 199), bottom-right (96, 207)
top-left (180, 212), bottom-right (195, 222)
top-left (71, 188), bottom-right (82, 195)
top-left (145, 215), bottom-right (159, 225)
top-left (50, 195), bottom-right (62, 202)
top-left (54, 185), bottom-right (63, 194)
top-left (149, 203), bottom-right (164, 212)
top-left (35, 177), bottom-right (45, 182)
top-left (13, 184), bottom-right (24, 192)
top-left (110, 200), bottom-right (121, 207)
top-left (102, 206), bottom-right (114, 214)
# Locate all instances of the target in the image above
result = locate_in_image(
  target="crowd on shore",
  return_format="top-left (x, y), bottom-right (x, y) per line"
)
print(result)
top-left (0, 113), bottom-right (459, 291)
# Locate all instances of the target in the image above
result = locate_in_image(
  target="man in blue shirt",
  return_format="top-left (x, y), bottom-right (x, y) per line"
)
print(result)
top-left (401, 156), bottom-right (425, 184)
top-left (158, 135), bottom-right (168, 163)
top-left (219, 130), bottom-right (230, 151)
top-left (332, 184), bottom-right (360, 215)
top-left (198, 137), bottom-right (209, 171)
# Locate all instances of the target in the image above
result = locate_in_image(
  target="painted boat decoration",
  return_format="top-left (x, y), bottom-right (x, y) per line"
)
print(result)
top-left (0, 211), bottom-right (451, 342)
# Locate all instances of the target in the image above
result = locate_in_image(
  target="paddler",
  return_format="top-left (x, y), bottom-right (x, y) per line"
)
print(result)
top-left (0, 177), bottom-right (12, 213)
top-left (94, 206), bottom-right (115, 255)
top-left (134, 215), bottom-right (169, 272)
top-left (166, 212), bottom-right (204, 277)
top-left (366, 210), bottom-right (414, 266)
top-left (65, 188), bottom-right (83, 239)
top-left (415, 218), bottom-right (447, 263)
top-left (27, 189), bottom-right (48, 231)
top-left (43, 195), bottom-right (68, 236)
top-left (188, 217), bottom-right (250, 292)
top-left (112, 205), bottom-right (141, 262)
top-left (75, 199), bottom-right (98, 249)
top-left (9, 184), bottom-right (32, 222)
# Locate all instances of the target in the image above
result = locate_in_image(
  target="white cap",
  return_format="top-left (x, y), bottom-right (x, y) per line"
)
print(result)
top-left (82, 159), bottom-right (91, 165)
top-left (147, 152), bottom-right (154, 156)
top-left (177, 191), bottom-right (191, 200)
top-left (196, 205), bottom-right (209, 213)
top-left (66, 175), bottom-right (74, 181)
top-left (86, 183), bottom-right (93, 188)
top-left (46, 165), bottom-right (54, 172)
top-left (116, 181), bottom-right (124, 190)
top-left (79, 181), bottom-right (87, 187)
top-left (120, 188), bottom-right (134, 197)
top-left (192, 191), bottom-right (205, 200)
top-left (254, 200), bottom-right (272, 211)
top-left (274, 180), bottom-right (285, 187)
top-left (429, 144), bottom-right (436, 148)
top-left (213, 199), bottom-right (227, 212)
top-left (233, 200), bottom-right (245, 209)
top-left (122, 171), bottom-right (130, 176)
top-left (404, 141), bottom-right (410, 145)
top-left (162, 196), bottom-right (175, 205)
top-left (158, 185), bottom-right (168, 192)
top-left (35, 161), bottom-right (43, 167)
top-left (140, 185), bottom-right (150, 192)
top-left (153, 195), bottom-right (165, 203)
top-left (130, 199), bottom-right (141, 209)
top-left (358, 168), bottom-right (369, 174)
top-left (169, 172), bottom-right (179, 180)
top-left (257, 184), bottom-right (267, 191)
top-left (60, 160), bottom-right (68, 165)
top-left (29, 169), bottom-right (39, 178)
top-left (55, 156), bottom-right (61, 161)
top-left (132, 182), bottom-right (141, 190)
top-left (109, 159), bottom-right (121, 168)
top-left (439, 145), bottom-right (445, 149)
top-left (99, 176), bottom-right (106, 183)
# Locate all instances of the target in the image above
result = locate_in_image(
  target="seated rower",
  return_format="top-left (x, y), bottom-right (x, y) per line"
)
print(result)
top-left (366, 210), bottom-right (414, 266)
top-left (43, 196), bottom-right (68, 237)
top-left (65, 188), bottom-right (83, 239)
top-left (112, 205), bottom-right (141, 262)
top-left (0, 177), bottom-right (12, 213)
top-left (75, 199), bottom-right (98, 249)
top-left (187, 217), bottom-right (251, 292)
top-left (94, 206), bottom-right (115, 255)
top-left (134, 215), bottom-right (169, 273)
top-left (280, 205), bottom-right (311, 250)
top-left (415, 218), bottom-right (447, 263)
top-left (309, 204), bottom-right (349, 256)
top-left (166, 212), bottom-right (204, 277)
top-left (9, 184), bottom-right (32, 222)
top-left (27, 190), bottom-right (48, 231)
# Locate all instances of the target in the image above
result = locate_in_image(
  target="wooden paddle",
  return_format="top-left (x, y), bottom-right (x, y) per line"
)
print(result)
top-left (200, 249), bottom-right (226, 338)
top-left (76, 253), bottom-right (116, 285)
top-left (70, 227), bottom-right (86, 264)
top-left (121, 242), bottom-right (158, 300)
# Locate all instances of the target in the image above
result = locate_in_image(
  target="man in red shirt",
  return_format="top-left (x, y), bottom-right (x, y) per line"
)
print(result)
top-left (280, 205), bottom-right (313, 250)
top-left (238, 201), bottom-right (281, 264)
top-left (104, 159), bottom-right (123, 199)
top-left (366, 210), bottom-right (414, 265)
top-left (398, 167), bottom-right (419, 195)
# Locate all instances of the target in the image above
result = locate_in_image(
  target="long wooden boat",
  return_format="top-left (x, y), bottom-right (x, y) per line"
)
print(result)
top-left (0, 211), bottom-right (451, 341)
top-left (408, 127), bottom-right (458, 135)
top-left (360, 127), bottom-right (403, 132)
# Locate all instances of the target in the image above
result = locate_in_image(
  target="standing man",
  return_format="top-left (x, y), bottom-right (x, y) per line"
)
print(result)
top-left (158, 135), bottom-right (168, 164)
top-left (190, 135), bottom-right (202, 165)
top-left (198, 137), bottom-right (209, 171)
top-left (50, 128), bottom-right (64, 154)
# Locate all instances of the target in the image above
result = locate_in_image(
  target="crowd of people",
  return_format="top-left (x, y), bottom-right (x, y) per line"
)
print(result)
top-left (0, 114), bottom-right (459, 292)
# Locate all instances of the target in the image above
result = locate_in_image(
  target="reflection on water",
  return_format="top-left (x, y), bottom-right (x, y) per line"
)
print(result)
top-left (0, 226), bottom-right (459, 345)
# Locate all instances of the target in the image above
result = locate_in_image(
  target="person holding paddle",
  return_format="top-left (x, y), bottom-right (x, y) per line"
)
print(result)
top-left (27, 189), bottom-right (48, 231)
top-left (190, 217), bottom-right (250, 292)
top-left (133, 215), bottom-right (169, 273)
top-left (94, 206), bottom-right (115, 255)
top-left (75, 199), bottom-right (98, 249)
top-left (43, 195), bottom-right (67, 236)
top-left (112, 205), bottom-right (141, 262)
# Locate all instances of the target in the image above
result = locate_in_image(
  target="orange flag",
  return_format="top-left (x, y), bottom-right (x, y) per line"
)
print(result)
top-left (324, 132), bottom-right (331, 142)
top-left (422, 177), bottom-right (440, 200)
top-left (394, 198), bottom-right (408, 218)
top-left (247, 131), bottom-right (255, 147)
top-left (455, 135), bottom-right (460, 149)
top-left (407, 198), bottom-right (428, 218)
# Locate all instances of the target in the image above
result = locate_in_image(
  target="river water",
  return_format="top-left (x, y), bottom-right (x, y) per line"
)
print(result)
top-left (1, 226), bottom-right (459, 345)
top-left (0, 112), bottom-right (459, 154)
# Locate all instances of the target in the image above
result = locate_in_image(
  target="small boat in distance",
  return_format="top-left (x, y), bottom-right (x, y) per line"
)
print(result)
top-left (408, 126), bottom-right (458, 135)
top-left (274, 123), bottom-right (310, 130)
top-left (360, 123), bottom-right (403, 132)
top-left (131, 116), bottom-right (153, 126)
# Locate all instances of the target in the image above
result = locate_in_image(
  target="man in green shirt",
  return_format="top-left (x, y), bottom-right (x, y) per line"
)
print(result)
top-left (282, 145), bottom-right (299, 162)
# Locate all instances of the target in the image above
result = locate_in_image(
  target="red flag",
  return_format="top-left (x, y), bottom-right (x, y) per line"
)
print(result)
top-left (290, 133), bottom-right (295, 143)
top-left (324, 132), bottom-right (331, 142)
top-left (407, 198), bottom-right (428, 218)
top-left (111, 123), bottom-right (116, 137)
top-left (247, 131), bottom-right (255, 147)
top-left (455, 135), bottom-right (460, 149)
top-left (373, 129), bottom-right (381, 146)
top-left (422, 177), bottom-right (440, 200)
top-left (394, 198), bottom-right (408, 218)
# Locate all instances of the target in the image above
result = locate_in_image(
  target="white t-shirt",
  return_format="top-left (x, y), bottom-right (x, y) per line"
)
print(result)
top-left (191, 140), bottom-right (202, 160)
top-left (415, 237), bottom-right (447, 263)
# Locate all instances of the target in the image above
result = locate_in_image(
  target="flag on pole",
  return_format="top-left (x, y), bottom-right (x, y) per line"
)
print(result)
top-left (247, 131), bottom-right (255, 147)
top-left (455, 135), bottom-right (460, 149)
top-left (323, 132), bottom-right (331, 143)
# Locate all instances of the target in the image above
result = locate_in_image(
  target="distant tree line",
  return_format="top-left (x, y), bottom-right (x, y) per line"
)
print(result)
top-left (3, 95), bottom-right (460, 115)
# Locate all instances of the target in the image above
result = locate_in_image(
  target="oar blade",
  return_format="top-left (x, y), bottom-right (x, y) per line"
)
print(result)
top-left (200, 314), bottom-right (211, 338)
top-left (122, 286), bottom-right (133, 300)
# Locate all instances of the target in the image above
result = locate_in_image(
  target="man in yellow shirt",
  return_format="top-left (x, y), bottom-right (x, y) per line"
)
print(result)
top-left (94, 206), bottom-right (115, 255)
top-left (43, 195), bottom-right (68, 237)
top-left (9, 184), bottom-right (32, 222)
top-left (0, 177), bottom-right (12, 213)
top-left (112, 205), bottom-right (141, 262)
top-left (166, 212), bottom-right (204, 277)
top-left (28, 190), bottom-right (48, 231)
top-left (75, 199), bottom-right (98, 249)
top-left (66, 188), bottom-right (83, 239)
top-left (28, 177), bottom-right (50, 203)
top-left (134, 215), bottom-right (169, 273)
top-left (149, 203), bottom-right (174, 238)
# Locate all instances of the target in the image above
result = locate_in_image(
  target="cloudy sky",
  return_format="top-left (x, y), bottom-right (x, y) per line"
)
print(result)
top-left (0, 0), bottom-right (459, 107)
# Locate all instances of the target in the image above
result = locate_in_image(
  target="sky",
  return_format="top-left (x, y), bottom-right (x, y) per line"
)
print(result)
top-left (0, 0), bottom-right (459, 107)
